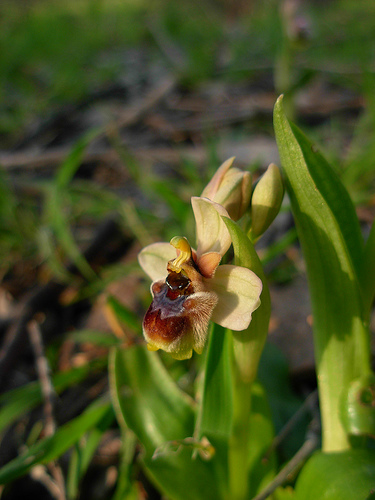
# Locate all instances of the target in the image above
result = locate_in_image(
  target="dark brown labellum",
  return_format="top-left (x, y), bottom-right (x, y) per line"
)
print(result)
top-left (143, 273), bottom-right (194, 343)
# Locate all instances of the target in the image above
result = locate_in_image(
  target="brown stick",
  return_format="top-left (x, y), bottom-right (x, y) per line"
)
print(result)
top-left (28, 320), bottom-right (67, 500)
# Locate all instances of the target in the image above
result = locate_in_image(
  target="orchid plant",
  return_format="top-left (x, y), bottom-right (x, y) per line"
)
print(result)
top-left (1, 97), bottom-right (374, 500)
top-left (109, 152), bottom-right (286, 499)
top-left (108, 98), bottom-right (375, 500)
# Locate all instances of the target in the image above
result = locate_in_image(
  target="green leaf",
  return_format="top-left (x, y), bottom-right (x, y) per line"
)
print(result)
top-left (43, 129), bottom-right (101, 281)
top-left (55, 128), bottom-right (101, 188)
top-left (106, 295), bottom-right (141, 333)
top-left (0, 400), bottom-right (113, 484)
top-left (362, 219), bottom-right (375, 315)
top-left (275, 98), bottom-right (363, 279)
top-left (109, 345), bottom-right (222, 500)
top-left (45, 186), bottom-right (96, 280)
top-left (68, 329), bottom-right (121, 347)
top-left (109, 345), bottom-right (195, 454)
top-left (112, 429), bottom-right (138, 500)
top-left (274, 95), bottom-right (371, 451)
top-left (195, 324), bottom-right (233, 496)
top-left (295, 450), bottom-right (375, 500)
top-left (197, 324), bottom-right (233, 440)
top-left (67, 408), bottom-right (115, 499)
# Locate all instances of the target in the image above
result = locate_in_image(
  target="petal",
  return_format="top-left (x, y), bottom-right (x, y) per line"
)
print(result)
top-left (196, 252), bottom-right (222, 278)
top-left (207, 265), bottom-right (262, 330)
top-left (138, 242), bottom-right (176, 282)
top-left (201, 157), bottom-right (235, 199)
top-left (192, 197), bottom-right (232, 257)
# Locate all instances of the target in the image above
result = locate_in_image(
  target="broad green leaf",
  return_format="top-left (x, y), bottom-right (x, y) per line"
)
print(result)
top-left (109, 345), bottom-right (222, 500)
top-left (274, 95), bottom-right (371, 451)
top-left (195, 324), bottom-right (233, 496)
top-left (295, 450), bottom-right (375, 500)
top-left (0, 359), bottom-right (106, 434)
top-left (109, 345), bottom-right (195, 454)
top-left (0, 399), bottom-right (113, 484)
top-left (197, 324), bottom-right (233, 440)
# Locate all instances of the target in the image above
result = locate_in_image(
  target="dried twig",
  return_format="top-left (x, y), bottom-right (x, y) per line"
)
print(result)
top-left (251, 422), bottom-right (320, 500)
top-left (263, 389), bottom-right (318, 460)
top-left (27, 320), bottom-right (66, 500)
top-left (0, 75), bottom-right (176, 172)
top-left (28, 320), bottom-right (56, 435)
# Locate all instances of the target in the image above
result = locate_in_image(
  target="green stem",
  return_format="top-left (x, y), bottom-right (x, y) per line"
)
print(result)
top-left (228, 375), bottom-right (252, 500)
top-left (222, 217), bottom-right (272, 498)
top-left (316, 317), bottom-right (371, 452)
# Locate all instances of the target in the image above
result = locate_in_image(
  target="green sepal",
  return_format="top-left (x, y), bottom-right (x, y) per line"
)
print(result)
top-left (222, 216), bottom-right (271, 383)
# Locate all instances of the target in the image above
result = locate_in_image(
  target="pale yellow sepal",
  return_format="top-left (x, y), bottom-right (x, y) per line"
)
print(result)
top-left (208, 264), bottom-right (262, 330)
top-left (138, 242), bottom-right (176, 282)
top-left (191, 197), bottom-right (231, 257)
top-left (201, 157), bottom-right (252, 220)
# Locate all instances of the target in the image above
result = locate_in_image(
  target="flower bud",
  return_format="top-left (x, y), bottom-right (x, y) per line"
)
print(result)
top-left (201, 157), bottom-right (251, 221)
top-left (250, 163), bottom-right (284, 239)
top-left (341, 374), bottom-right (375, 437)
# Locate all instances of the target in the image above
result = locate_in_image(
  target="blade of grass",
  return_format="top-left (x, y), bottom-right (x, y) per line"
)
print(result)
top-left (0, 358), bottom-right (106, 433)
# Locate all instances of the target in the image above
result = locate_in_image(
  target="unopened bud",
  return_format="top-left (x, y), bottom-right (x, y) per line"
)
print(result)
top-left (341, 374), bottom-right (375, 437)
top-left (201, 157), bottom-right (251, 221)
top-left (250, 163), bottom-right (284, 239)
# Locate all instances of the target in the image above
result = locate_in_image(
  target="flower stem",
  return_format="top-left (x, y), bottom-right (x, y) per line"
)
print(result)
top-left (228, 375), bottom-right (252, 500)
top-left (223, 217), bottom-right (272, 498)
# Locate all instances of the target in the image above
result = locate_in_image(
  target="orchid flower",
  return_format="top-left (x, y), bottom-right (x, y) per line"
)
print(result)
top-left (138, 197), bottom-right (263, 360)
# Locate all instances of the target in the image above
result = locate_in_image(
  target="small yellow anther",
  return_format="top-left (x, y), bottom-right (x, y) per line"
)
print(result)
top-left (169, 236), bottom-right (192, 272)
